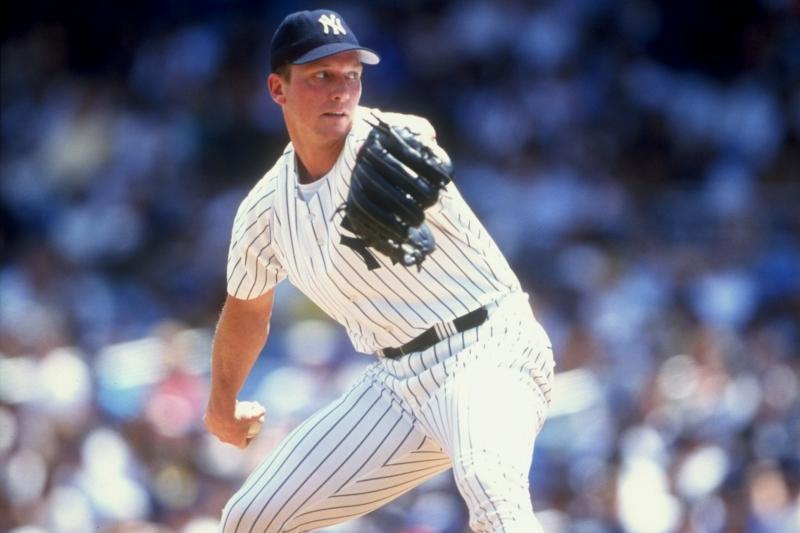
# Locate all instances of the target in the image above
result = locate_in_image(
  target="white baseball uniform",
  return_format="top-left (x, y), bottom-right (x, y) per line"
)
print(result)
top-left (222, 107), bottom-right (555, 532)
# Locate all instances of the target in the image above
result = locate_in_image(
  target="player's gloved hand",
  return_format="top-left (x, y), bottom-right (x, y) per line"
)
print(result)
top-left (337, 113), bottom-right (453, 270)
top-left (204, 399), bottom-right (266, 449)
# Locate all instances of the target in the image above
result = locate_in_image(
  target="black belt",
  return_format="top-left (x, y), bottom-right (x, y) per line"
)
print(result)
top-left (379, 306), bottom-right (489, 359)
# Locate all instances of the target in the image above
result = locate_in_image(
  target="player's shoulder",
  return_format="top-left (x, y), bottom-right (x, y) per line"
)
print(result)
top-left (355, 106), bottom-right (437, 140)
top-left (234, 147), bottom-right (289, 221)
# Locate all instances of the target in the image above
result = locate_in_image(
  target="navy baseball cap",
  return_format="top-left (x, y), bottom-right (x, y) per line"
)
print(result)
top-left (270, 9), bottom-right (380, 72)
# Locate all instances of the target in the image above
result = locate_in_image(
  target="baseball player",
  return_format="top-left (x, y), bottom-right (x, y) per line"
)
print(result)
top-left (204, 9), bottom-right (555, 533)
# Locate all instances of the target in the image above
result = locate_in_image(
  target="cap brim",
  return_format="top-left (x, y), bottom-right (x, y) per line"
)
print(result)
top-left (292, 43), bottom-right (380, 66)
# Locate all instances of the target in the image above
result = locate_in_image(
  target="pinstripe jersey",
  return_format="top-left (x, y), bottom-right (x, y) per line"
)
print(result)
top-left (226, 106), bottom-right (521, 355)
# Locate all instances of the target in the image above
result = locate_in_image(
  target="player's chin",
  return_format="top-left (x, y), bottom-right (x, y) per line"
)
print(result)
top-left (317, 116), bottom-right (352, 137)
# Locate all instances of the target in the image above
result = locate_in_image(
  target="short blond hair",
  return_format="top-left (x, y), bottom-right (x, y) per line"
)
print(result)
top-left (274, 63), bottom-right (292, 82)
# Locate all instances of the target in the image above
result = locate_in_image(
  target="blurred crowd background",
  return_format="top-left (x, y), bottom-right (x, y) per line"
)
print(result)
top-left (2, 0), bottom-right (799, 532)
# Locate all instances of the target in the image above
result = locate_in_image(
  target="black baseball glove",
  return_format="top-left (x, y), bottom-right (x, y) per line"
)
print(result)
top-left (337, 114), bottom-right (453, 270)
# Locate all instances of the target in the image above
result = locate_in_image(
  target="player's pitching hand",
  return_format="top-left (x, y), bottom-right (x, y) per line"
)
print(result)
top-left (204, 400), bottom-right (266, 449)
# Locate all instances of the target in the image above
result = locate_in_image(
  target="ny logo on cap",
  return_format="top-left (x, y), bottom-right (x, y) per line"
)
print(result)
top-left (318, 13), bottom-right (346, 35)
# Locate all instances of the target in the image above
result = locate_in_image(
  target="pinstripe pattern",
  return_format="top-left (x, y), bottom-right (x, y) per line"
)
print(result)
top-left (220, 293), bottom-right (554, 532)
top-left (374, 292), bottom-right (552, 533)
top-left (221, 373), bottom-right (452, 533)
top-left (221, 107), bottom-right (554, 531)
top-left (226, 107), bottom-right (520, 354)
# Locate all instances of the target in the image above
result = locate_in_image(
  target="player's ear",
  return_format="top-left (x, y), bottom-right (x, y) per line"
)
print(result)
top-left (268, 73), bottom-right (287, 105)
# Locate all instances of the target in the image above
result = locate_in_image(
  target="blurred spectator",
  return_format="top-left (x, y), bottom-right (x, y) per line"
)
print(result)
top-left (2, 0), bottom-right (798, 531)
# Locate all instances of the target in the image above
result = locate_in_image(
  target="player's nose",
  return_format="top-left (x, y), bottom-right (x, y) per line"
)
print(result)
top-left (330, 77), bottom-right (354, 102)
top-left (331, 86), bottom-right (348, 102)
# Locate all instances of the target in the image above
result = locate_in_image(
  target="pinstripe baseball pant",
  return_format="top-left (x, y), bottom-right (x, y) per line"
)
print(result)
top-left (221, 292), bottom-right (554, 533)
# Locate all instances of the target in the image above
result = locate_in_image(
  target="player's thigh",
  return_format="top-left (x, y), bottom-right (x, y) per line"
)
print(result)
top-left (451, 364), bottom-right (547, 464)
top-left (446, 364), bottom-right (548, 532)
top-left (280, 433), bottom-right (450, 533)
top-left (221, 373), bottom-right (451, 533)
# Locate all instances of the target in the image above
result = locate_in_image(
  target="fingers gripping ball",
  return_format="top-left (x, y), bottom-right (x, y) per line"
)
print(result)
top-left (339, 114), bottom-right (453, 269)
top-left (248, 416), bottom-right (264, 439)
top-left (235, 400), bottom-right (266, 440)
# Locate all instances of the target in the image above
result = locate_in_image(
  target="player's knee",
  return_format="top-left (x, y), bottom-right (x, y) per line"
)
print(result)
top-left (220, 484), bottom-right (310, 533)
top-left (219, 497), bottom-right (240, 533)
top-left (220, 496), bottom-right (254, 533)
top-left (455, 450), bottom-right (530, 493)
top-left (455, 468), bottom-right (531, 511)
top-left (453, 457), bottom-right (535, 532)
top-left (219, 489), bottom-right (285, 533)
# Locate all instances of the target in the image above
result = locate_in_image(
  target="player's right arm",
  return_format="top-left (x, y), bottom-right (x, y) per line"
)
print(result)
top-left (204, 289), bottom-right (274, 449)
top-left (208, 166), bottom-right (286, 448)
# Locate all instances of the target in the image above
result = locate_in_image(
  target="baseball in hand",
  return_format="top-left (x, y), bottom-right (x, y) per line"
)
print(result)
top-left (235, 400), bottom-right (266, 439)
top-left (247, 417), bottom-right (264, 438)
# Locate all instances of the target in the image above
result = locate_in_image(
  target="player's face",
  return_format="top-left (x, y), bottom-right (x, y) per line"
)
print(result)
top-left (271, 51), bottom-right (363, 144)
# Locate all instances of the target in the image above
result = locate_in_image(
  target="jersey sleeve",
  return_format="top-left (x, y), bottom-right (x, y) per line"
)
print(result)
top-left (226, 177), bottom-right (287, 299)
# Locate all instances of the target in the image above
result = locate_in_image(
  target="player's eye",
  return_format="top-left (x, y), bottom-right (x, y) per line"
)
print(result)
top-left (313, 71), bottom-right (328, 79)
top-left (345, 71), bottom-right (361, 80)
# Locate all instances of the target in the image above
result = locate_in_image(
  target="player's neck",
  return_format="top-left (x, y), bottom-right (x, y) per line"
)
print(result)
top-left (292, 136), bottom-right (345, 184)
